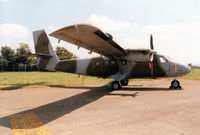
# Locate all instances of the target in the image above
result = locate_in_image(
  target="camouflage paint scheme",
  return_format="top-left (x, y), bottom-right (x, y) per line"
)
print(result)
top-left (32, 24), bottom-right (191, 85)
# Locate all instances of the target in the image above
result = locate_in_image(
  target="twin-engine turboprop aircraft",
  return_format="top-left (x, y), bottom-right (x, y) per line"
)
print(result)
top-left (33, 24), bottom-right (191, 90)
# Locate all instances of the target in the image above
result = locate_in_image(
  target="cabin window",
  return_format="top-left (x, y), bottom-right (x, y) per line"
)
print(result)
top-left (105, 61), bottom-right (109, 65)
top-left (95, 61), bottom-right (100, 65)
top-left (111, 60), bottom-right (116, 64)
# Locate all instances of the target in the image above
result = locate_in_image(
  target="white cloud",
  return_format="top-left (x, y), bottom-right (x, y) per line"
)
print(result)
top-left (74, 14), bottom-right (200, 64)
top-left (120, 36), bottom-right (149, 49)
top-left (142, 23), bottom-right (200, 65)
top-left (87, 14), bottom-right (136, 32)
top-left (47, 25), bottom-right (57, 33)
top-left (143, 23), bottom-right (200, 39)
top-left (48, 14), bottom-right (137, 59)
top-left (100, 22), bottom-right (200, 65)
top-left (0, 23), bottom-right (29, 38)
top-left (56, 18), bottom-right (200, 65)
top-left (1, 15), bottom-right (195, 65)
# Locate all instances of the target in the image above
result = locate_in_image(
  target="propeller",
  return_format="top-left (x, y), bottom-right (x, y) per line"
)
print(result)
top-left (150, 34), bottom-right (154, 50)
top-left (149, 54), bottom-right (154, 77)
top-left (149, 34), bottom-right (154, 77)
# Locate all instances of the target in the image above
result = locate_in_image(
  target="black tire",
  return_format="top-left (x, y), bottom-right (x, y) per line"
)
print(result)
top-left (111, 81), bottom-right (121, 90)
top-left (171, 80), bottom-right (180, 89)
top-left (120, 79), bottom-right (129, 86)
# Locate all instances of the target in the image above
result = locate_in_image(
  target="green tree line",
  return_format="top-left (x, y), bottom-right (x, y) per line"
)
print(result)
top-left (0, 43), bottom-right (76, 72)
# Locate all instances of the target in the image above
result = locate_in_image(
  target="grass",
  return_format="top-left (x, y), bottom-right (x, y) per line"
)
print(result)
top-left (0, 72), bottom-right (112, 90)
top-left (182, 68), bottom-right (200, 80)
top-left (0, 68), bottom-right (199, 90)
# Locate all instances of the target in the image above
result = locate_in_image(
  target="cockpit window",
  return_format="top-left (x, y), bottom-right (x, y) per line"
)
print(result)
top-left (159, 56), bottom-right (167, 63)
top-left (111, 60), bottom-right (116, 64)
top-left (105, 61), bottom-right (109, 65)
top-left (165, 56), bottom-right (172, 61)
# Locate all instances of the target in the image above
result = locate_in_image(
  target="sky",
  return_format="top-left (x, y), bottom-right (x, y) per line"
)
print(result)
top-left (0, 0), bottom-right (200, 65)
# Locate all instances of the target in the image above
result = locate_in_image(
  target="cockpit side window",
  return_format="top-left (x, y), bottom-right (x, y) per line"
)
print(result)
top-left (159, 56), bottom-right (167, 63)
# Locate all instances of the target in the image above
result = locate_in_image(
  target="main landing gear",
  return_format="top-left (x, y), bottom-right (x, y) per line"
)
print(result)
top-left (170, 79), bottom-right (182, 89)
top-left (120, 79), bottom-right (129, 86)
top-left (111, 79), bottom-right (129, 90)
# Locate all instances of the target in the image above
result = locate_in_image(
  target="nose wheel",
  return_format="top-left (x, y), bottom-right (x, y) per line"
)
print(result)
top-left (170, 79), bottom-right (182, 89)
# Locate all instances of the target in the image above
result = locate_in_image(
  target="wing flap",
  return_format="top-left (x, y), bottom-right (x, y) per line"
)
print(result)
top-left (49, 24), bottom-right (127, 56)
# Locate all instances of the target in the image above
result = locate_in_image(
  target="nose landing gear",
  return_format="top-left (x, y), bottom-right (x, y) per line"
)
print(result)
top-left (170, 79), bottom-right (182, 89)
top-left (120, 79), bottom-right (129, 86)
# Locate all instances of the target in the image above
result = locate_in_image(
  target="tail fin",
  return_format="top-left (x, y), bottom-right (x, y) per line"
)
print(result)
top-left (33, 30), bottom-right (59, 71)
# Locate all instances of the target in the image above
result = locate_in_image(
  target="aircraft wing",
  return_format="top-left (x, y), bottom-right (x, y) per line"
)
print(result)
top-left (49, 24), bottom-right (127, 56)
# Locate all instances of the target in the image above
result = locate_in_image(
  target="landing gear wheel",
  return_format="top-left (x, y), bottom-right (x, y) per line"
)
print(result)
top-left (120, 79), bottom-right (129, 86)
top-left (111, 81), bottom-right (121, 90)
top-left (170, 79), bottom-right (181, 89)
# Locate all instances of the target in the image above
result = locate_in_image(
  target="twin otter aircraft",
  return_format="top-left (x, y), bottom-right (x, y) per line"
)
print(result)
top-left (33, 24), bottom-right (191, 90)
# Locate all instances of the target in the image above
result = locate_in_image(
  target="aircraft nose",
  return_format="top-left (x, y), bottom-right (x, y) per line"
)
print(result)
top-left (175, 63), bottom-right (191, 76)
top-left (186, 66), bottom-right (191, 73)
top-left (184, 65), bottom-right (191, 74)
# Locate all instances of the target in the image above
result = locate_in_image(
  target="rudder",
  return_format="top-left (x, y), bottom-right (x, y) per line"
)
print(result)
top-left (33, 30), bottom-right (59, 71)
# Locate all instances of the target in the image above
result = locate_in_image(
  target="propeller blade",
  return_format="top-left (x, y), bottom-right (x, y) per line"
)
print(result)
top-left (149, 52), bottom-right (154, 77)
top-left (149, 61), bottom-right (154, 77)
top-left (151, 63), bottom-right (153, 76)
top-left (150, 53), bottom-right (154, 62)
top-left (150, 34), bottom-right (154, 50)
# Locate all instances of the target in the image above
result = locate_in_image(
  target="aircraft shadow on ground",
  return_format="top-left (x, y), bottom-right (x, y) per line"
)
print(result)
top-left (0, 82), bottom-right (47, 90)
top-left (121, 87), bottom-right (173, 91)
top-left (0, 85), bottom-right (175, 129)
top-left (48, 84), bottom-right (100, 90)
top-left (48, 85), bottom-right (173, 91)
top-left (0, 85), bottom-right (112, 129)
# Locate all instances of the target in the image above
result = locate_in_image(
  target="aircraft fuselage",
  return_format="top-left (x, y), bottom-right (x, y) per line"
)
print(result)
top-left (54, 51), bottom-right (191, 81)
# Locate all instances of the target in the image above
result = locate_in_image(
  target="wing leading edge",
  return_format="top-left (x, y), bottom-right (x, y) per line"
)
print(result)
top-left (49, 24), bottom-right (127, 56)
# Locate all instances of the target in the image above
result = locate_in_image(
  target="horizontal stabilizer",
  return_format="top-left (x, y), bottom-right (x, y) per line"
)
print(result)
top-left (24, 53), bottom-right (52, 58)
top-left (30, 53), bottom-right (52, 57)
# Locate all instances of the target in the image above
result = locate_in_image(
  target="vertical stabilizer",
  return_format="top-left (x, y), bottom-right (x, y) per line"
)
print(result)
top-left (33, 30), bottom-right (59, 71)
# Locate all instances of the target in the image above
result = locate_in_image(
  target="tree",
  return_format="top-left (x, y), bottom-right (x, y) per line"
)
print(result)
top-left (188, 63), bottom-right (192, 67)
top-left (15, 42), bottom-right (37, 71)
top-left (188, 63), bottom-right (193, 70)
top-left (1, 46), bottom-right (15, 71)
top-left (0, 43), bottom-right (38, 72)
top-left (55, 46), bottom-right (77, 60)
top-left (0, 56), bottom-right (8, 71)
top-left (15, 42), bottom-right (31, 64)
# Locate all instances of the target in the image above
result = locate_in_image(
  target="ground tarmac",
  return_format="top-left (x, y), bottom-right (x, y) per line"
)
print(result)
top-left (0, 79), bottom-right (200, 135)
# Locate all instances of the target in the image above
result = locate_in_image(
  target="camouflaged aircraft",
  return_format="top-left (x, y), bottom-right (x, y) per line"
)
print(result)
top-left (33, 24), bottom-right (191, 90)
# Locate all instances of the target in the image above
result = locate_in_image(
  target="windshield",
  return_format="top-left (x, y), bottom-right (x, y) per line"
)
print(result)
top-left (159, 56), bottom-right (167, 63)
top-left (165, 56), bottom-right (173, 61)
